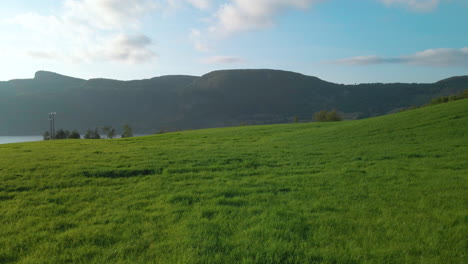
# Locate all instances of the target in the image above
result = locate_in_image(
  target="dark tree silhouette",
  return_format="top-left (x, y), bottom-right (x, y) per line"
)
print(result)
top-left (69, 130), bottom-right (81, 139)
top-left (103, 126), bottom-right (116, 139)
top-left (43, 131), bottom-right (51, 140)
top-left (121, 124), bottom-right (133, 138)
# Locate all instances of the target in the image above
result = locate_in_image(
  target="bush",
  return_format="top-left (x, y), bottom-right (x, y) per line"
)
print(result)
top-left (314, 109), bottom-right (342, 122)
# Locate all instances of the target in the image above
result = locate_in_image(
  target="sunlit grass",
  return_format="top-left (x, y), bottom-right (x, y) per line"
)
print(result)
top-left (0, 99), bottom-right (467, 263)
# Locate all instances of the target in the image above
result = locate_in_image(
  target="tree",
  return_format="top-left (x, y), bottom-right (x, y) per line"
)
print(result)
top-left (84, 129), bottom-right (92, 139)
top-left (156, 128), bottom-right (167, 134)
top-left (102, 126), bottom-right (116, 139)
top-left (314, 110), bottom-right (328, 122)
top-left (326, 109), bottom-right (342, 121)
top-left (69, 130), bottom-right (81, 139)
top-left (121, 124), bottom-right (133, 138)
top-left (293, 116), bottom-right (299, 123)
top-left (314, 109), bottom-right (343, 122)
top-left (55, 129), bottom-right (68, 139)
top-left (84, 128), bottom-right (101, 139)
top-left (43, 131), bottom-right (50, 140)
top-left (462, 89), bottom-right (468, 98)
top-left (94, 128), bottom-right (101, 139)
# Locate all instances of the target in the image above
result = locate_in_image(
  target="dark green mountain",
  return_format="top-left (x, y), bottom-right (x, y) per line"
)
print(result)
top-left (0, 69), bottom-right (466, 135)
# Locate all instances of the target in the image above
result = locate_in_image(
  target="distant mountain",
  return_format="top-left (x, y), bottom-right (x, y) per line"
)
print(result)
top-left (0, 70), bottom-right (467, 135)
top-left (436, 75), bottom-right (468, 86)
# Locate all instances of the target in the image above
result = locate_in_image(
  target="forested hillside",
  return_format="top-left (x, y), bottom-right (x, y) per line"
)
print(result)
top-left (0, 70), bottom-right (466, 135)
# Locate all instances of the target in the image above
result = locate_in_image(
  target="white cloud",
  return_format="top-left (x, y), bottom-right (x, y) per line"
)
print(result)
top-left (409, 48), bottom-right (468, 66)
top-left (379, 0), bottom-right (440, 12)
top-left (186, 0), bottom-right (212, 10)
top-left (7, 0), bottom-right (157, 64)
top-left (213, 0), bottom-right (321, 35)
top-left (329, 48), bottom-right (468, 67)
top-left (165, 0), bottom-right (213, 10)
top-left (189, 0), bottom-right (322, 52)
top-left (99, 34), bottom-right (156, 63)
top-left (63, 0), bottom-right (157, 29)
top-left (201, 55), bottom-right (246, 64)
top-left (27, 51), bottom-right (61, 60)
top-left (329, 55), bottom-right (406, 65)
top-left (189, 29), bottom-right (212, 52)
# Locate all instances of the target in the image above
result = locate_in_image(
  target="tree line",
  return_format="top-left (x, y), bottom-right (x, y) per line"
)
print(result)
top-left (43, 124), bottom-right (133, 140)
top-left (428, 89), bottom-right (468, 105)
top-left (401, 89), bottom-right (468, 112)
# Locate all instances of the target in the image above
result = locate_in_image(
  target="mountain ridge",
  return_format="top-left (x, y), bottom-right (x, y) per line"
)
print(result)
top-left (0, 69), bottom-right (467, 135)
top-left (11, 69), bottom-right (464, 85)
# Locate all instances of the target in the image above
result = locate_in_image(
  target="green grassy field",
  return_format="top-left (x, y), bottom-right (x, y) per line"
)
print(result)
top-left (1, 100), bottom-right (467, 264)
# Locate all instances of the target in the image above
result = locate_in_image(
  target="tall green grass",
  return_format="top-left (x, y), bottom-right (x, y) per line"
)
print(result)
top-left (0, 99), bottom-right (467, 263)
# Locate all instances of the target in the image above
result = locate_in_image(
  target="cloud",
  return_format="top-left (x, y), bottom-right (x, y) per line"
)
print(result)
top-left (165, 0), bottom-right (213, 11)
top-left (202, 0), bottom-right (442, 39)
top-left (27, 51), bottom-right (61, 60)
top-left (201, 55), bottom-right (246, 64)
top-left (189, 0), bottom-right (322, 52)
top-left (7, 0), bottom-right (157, 64)
top-left (189, 29), bottom-right (212, 52)
top-left (100, 34), bottom-right (156, 63)
top-left (330, 55), bottom-right (404, 65)
top-left (379, 0), bottom-right (440, 12)
top-left (185, 0), bottom-right (212, 10)
top-left (63, 0), bottom-right (157, 29)
top-left (409, 48), bottom-right (468, 66)
top-left (329, 48), bottom-right (468, 67)
top-left (213, 0), bottom-right (322, 35)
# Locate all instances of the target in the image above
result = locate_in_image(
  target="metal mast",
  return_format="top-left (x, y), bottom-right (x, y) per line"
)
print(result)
top-left (49, 112), bottom-right (56, 139)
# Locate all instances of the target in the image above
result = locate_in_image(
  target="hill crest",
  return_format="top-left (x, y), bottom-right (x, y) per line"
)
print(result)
top-left (1, 69), bottom-right (467, 135)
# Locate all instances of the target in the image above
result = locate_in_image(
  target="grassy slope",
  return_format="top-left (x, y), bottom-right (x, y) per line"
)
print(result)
top-left (0, 100), bottom-right (467, 264)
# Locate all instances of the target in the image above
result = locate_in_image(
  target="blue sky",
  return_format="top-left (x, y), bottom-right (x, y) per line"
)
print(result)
top-left (0, 0), bottom-right (466, 83)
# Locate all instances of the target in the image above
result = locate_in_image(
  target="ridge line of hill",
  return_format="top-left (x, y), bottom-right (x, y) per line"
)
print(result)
top-left (1, 69), bottom-right (467, 135)
top-left (1, 69), bottom-right (461, 85)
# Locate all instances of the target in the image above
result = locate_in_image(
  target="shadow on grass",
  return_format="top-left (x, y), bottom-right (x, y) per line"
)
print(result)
top-left (81, 168), bottom-right (161, 178)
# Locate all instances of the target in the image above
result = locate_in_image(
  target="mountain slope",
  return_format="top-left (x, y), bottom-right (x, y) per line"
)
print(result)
top-left (0, 70), bottom-right (467, 135)
top-left (0, 99), bottom-right (466, 263)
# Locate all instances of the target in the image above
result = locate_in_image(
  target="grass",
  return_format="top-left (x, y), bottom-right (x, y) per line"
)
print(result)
top-left (0, 99), bottom-right (467, 264)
